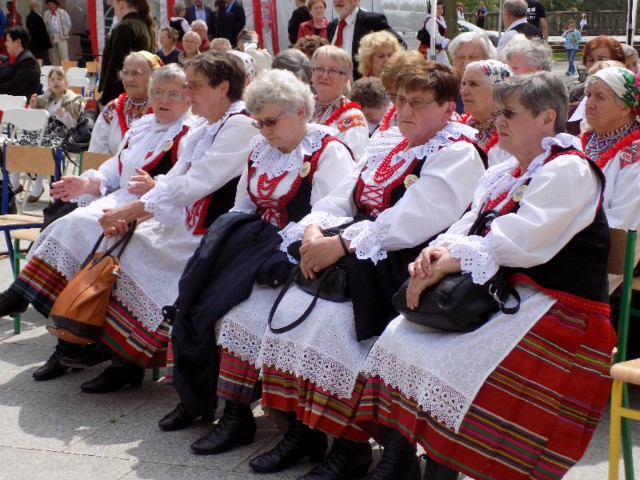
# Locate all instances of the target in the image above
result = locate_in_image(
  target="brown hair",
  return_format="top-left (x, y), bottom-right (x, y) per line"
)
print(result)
top-left (184, 51), bottom-right (246, 102)
top-left (395, 61), bottom-right (460, 105)
top-left (123, 0), bottom-right (156, 47)
top-left (379, 50), bottom-right (426, 92)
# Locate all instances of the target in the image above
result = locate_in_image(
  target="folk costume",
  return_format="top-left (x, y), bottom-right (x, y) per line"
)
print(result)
top-left (356, 134), bottom-right (616, 480)
top-left (208, 124), bottom-right (356, 407)
top-left (312, 95), bottom-right (368, 159)
top-left (258, 122), bottom-right (485, 446)
top-left (89, 93), bottom-right (152, 155)
top-left (418, 14), bottom-right (450, 67)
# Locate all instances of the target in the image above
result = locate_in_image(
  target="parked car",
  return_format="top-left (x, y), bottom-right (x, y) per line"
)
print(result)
top-left (458, 20), bottom-right (500, 46)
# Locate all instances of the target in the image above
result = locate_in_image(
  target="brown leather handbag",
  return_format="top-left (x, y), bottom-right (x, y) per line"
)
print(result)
top-left (47, 221), bottom-right (137, 344)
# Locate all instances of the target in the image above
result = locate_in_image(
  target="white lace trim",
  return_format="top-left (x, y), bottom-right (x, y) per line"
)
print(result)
top-left (216, 321), bottom-right (263, 366)
top-left (141, 180), bottom-right (178, 226)
top-left (250, 124), bottom-right (335, 177)
top-left (279, 211), bottom-right (353, 261)
top-left (128, 113), bottom-right (191, 157)
top-left (432, 233), bottom-right (498, 284)
top-left (260, 335), bottom-right (361, 399)
top-left (28, 235), bottom-right (82, 279)
top-left (342, 220), bottom-right (387, 264)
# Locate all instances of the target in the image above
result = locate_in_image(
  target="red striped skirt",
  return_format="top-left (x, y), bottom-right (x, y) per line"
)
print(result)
top-left (15, 255), bottom-right (168, 368)
top-left (217, 348), bottom-right (261, 404)
top-left (261, 367), bottom-right (371, 442)
top-left (356, 289), bottom-right (615, 479)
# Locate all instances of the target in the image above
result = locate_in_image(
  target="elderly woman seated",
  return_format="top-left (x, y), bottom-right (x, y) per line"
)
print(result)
top-left (90, 51), bottom-right (161, 154)
top-left (272, 48), bottom-right (313, 84)
top-left (356, 72), bottom-right (616, 480)
top-left (499, 34), bottom-right (552, 74)
top-left (0, 53), bottom-right (257, 391)
top-left (448, 31), bottom-right (497, 75)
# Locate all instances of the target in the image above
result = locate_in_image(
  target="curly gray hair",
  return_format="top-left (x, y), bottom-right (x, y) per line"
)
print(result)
top-left (244, 69), bottom-right (315, 122)
top-left (499, 34), bottom-right (552, 72)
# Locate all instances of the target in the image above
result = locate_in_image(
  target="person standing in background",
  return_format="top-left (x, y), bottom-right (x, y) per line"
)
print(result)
top-left (43, 0), bottom-right (71, 66)
top-left (288, 0), bottom-right (311, 44)
top-left (526, 0), bottom-right (548, 39)
top-left (562, 20), bottom-right (581, 75)
top-left (225, 0), bottom-right (246, 48)
top-left (211, 0), bottom-right (235, 45)
top-left (185, 0), bottom-right (214, 27)
top-left (580, 13), bottom-right (588, 33)
top-left (457, 3), bottom-right (465, 22)
top-left (7, 1), bottom-right (21, 27)
top-left (169, 2), bottom-right (190, 49)
top-left (97, 0), bottom-right (154, 107)
top-left (27, 2), bottom-right (51, 63)
top-left (476, 0), bottom-right (487, 28)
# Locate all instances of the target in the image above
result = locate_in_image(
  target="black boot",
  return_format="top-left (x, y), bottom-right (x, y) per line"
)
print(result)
top-left (158, 402), bottom-right (215, 431)
top-left (422, 455), bottom-right (459, 480)
top-left (32, 340), bottom-right (83, 381)
top-left (80, 361), bottom-right (144, 393)
top-left (249, 412), bottom-right (328, 473)
top-left (367, 427), bottom-right (420, 480)
top-left (0, 287), bottom-right (28, 317)
top-left (190, 401), bottom-right (256, 455)
top-left (297, 438), bottom-right (372, 480)
top-left (60, 341), bottom-right (114, 368)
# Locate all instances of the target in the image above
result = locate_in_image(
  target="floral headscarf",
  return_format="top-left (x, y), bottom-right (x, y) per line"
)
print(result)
top-left (133, 50), bottom-right (164, 70)
top-left (592, 66), bottom-right (640, 115)
top-left (465, 59), bottom-right (512, 86)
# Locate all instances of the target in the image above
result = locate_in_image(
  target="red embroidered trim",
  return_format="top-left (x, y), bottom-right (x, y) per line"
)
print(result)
top-left (373, 139), bottom-right (409, 184)
top-left (459, 112), bottom-right (471, 124)
top-left (142, 125), bottom-right (190, 173)
top-left (482, 132), bottom-right (499, 154)
top-left (580, 128), bottom-right (640, 170)
top-left (379, 105), bottom-right (396, 132)
top-left (115, 93), bottom-right (129, 137)
top-left (323, 101), bottom-right (362, 127)
top-left (511, 273), bottom-right (611, 315)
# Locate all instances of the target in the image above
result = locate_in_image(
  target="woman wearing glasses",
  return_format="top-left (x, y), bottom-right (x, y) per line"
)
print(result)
top-left (357, 72), bottom-right (615, 480)
top-left (90, 51), bottom-right (160, 154)
top-left (249, 61), bottom-right (485, 479)
top-left (311, 45), bottom-right (369, 158)
top-left (179, 31), bottom-right (202, 64)
top-left (160, 68), bottom-right (355, 454)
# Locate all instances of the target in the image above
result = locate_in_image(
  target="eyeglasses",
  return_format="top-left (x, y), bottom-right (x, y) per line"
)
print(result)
top-left (495, 108), bottom-right (518, 119)
top-left (183, 81), bottom-right (208, 91)
top-left (150, 88), bottom-right (185, 101)
top-left (252, 111), bottom-right (285, 129)
top-left (118, 68), bottom-right (151, 79)
top-left (312, 66), bottom-right (347, 78)
top-left (395, 95), bottom-right (436, 110)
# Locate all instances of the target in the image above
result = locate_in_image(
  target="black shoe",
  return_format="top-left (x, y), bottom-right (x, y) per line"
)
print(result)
top-left (367, 427), bottom-right (420, 480)
top-left (80, 362), bottom-right (144, 393)
top-left (0, 288), bottom-right (28, 317)
top-left (190, 401), bottom-right (256, 455)
top-left (249, 413), bottom-right (327, 473)
top-left (32, 340), bottom-right (83, 381)
top-left (297, 438), bottom-right (372, 480)
top-left (422, 454), bottom-right (459, 480)
top-left (60, 342), bottom-right (113, 368)
top-left (158, 402), bottom-right (214, 431)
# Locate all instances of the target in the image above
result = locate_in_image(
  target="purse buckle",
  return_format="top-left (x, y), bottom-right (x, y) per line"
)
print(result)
top-left (488, 283), bottom-right (504, 308)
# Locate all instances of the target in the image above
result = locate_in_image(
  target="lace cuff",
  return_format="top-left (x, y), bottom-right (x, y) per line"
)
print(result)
top-left (70, 170), bottom-right (106, 206)
top-left (342, 220), bottom-right (387, 264)
top-left (279, 211), bottom-right (353, 257)
top-left (432, 233), bottom-right (499, 284)
top-left (141, 180), bottom-right (183, 227)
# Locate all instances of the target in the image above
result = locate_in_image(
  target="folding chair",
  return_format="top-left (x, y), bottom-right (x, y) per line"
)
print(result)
top-left (0, 95), bottom-right (26, 140)
top-left (67, 77), bottom-right (90, 96)
top-left (61, 60), bottom-right (77, 70)
top-left (77, 151), bottom-right (110, 174)
top-left (608, 228), bottom-right (640, 479)
top-left (40, 65), bottom-right (55, 78)
top-left (0, 144), bottom-right (63, 334)
top-left (2, 108), bottom-right (51, 213)
top-left (66, 67), bottom-right (88, 80)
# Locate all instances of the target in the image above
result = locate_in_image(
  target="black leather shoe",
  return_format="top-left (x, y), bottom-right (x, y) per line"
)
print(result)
top-left (0, 288), bottom-right (28, 317)
top-left (60, 342), bottom-right (113, 368)
top-left (33, 340), bottom-right (83, 381)
top-left (80, 363), bottom-right (144, 393)
top-left (158, 402), bottom-right (214, 431)
top-left (422, 454), bottom-right (459, 480)
top-left (297, 438), bottom-right (372, 480)
top-left (190, 401), bottom-right (256, 455)
top-left (367, 427), bottom-right (420, 480)
top-left (250, 413), bottom-right (327, 473)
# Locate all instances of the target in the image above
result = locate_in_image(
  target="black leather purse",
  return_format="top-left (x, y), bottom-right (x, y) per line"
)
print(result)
top-left (392, 210), bottom-right (521, 333)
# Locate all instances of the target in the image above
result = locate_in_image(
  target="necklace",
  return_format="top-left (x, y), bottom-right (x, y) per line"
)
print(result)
top-left (581, 125), bottom-right (640, 169)
top-left (256, 171), bottom-right (288, 199)
top-left (116, 93), bottom-right (151, 136)
top-left (380, 105), bottom-right (396, 132)
top-left (373, 139), bottom-right (409, 184)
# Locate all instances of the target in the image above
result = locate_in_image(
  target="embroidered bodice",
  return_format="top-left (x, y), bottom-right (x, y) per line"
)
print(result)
top-left (101, 93), bottom-right (152, 136)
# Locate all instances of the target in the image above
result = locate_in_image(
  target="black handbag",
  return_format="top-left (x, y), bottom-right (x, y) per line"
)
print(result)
top-left (392, 210), bottom-right (521, 332)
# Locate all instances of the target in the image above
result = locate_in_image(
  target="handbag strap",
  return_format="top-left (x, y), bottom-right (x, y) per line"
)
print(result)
top-left (268, 266), bottom-right (333, 334)
top-left (81, 220), bottom-right (138, 269)
top-left (467, 209), bottom-right (499, 236)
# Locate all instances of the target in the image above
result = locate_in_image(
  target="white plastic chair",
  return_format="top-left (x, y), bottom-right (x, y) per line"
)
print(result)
top-left (66, 67), bottom-right (88, 79)
top-left (3, 108), bottom-right (50, 213)
top-left (67, 76), bottom-right (90, 96)
top-left (0, 95), bottom-right (27, 110)
top-left (40, 65), bottom-right (55, 78)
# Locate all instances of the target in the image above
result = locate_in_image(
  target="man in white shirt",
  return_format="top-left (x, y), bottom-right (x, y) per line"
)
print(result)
top-left (42, 0), bottom-right (71, 66)
top-left (496, 0), bottom-right (542, 55)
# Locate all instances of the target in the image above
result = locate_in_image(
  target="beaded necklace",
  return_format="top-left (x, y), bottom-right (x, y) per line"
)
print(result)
top-left (116, 93), bottom-right (151, 137)
top-left (379, 105), bottom-right (396, 132)
top-left (581, 123), bottom-right (640, 169)
top-left (373, 138), bottom-right (409, 183)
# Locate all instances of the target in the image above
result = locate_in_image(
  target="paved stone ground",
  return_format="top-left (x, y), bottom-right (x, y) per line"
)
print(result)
top-left (1, 62), bottom-right (639, 479)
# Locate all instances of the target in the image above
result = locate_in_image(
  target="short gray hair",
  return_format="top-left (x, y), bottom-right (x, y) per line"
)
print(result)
top-left (244, 69), bottom-right (315, 122)
top-left (191, 19), bottom-right (208, 32)
top-left (500, 34), bottom-right (552, 71)
top-left (148, 64), bottom-right (187, 92)
top-left (448, 31), bottom-right (496, 60)
top-left (212, 37), bottom-right (232, 51)
top-left (493, 71), bottom-right (568, 133)
top-left (272, 48), bottom-right (313, 84)
top-left (504, 0), bottom-right (527, 17)
top-left (312, 45), bottom-right (353, 75)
